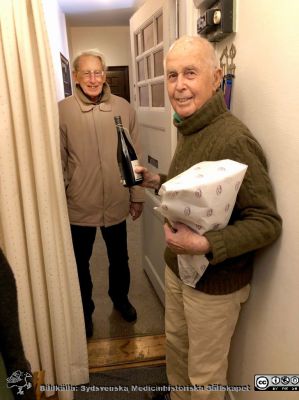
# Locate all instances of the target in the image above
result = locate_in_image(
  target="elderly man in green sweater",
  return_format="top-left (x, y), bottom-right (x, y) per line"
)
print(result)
top-left (136, 36), bottom-right (282, 400)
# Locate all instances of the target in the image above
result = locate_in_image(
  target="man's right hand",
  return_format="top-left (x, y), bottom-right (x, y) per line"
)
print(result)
top-left (134, 166), bottom-right (161, 190)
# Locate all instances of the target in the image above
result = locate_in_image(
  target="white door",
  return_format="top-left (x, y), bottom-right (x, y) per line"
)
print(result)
top-left (130, 0), bottom-right (177, 305)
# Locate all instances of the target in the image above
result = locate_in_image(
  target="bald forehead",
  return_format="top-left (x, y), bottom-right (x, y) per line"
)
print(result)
top-left (166, 37), bottom-right (216, 67)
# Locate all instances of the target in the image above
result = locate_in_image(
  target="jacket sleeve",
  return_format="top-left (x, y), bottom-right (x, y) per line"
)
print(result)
top-left (205, 135), bottom-right (282, 265)
top-left (59, 104), bottom-right (68, 190)
top-left (128, 105), bottom-right (145, 203)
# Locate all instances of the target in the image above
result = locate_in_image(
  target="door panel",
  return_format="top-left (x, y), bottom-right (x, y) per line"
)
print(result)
top-left (130, 0), bottom-right (177, 305)
top-left (143, 191), bottom-right (166, 303)
top-left (106, 66), bottom-right (130, 102)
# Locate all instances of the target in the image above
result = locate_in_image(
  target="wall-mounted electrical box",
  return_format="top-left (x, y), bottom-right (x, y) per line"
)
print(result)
top-left (193, 0), bottom-right (234, 42)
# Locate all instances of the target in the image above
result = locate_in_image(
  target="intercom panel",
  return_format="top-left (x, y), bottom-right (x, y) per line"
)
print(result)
top-left (194, 0), bottom-right (234, 42)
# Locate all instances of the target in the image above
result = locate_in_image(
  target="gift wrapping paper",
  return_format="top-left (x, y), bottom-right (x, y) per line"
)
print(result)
top-left (155, 159), bottom-right (248, 287)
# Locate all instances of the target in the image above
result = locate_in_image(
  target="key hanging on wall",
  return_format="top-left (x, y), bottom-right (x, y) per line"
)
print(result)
top-left (220, 44), bottom-right (236, 110)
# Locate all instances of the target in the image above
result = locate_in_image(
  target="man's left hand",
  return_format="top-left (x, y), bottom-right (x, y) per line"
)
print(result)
top-left (129, 202), bottom-right (144, 221)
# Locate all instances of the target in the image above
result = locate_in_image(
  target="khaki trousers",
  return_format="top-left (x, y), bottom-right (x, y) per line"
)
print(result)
top-left (165, 266), bottom-right (250, 400)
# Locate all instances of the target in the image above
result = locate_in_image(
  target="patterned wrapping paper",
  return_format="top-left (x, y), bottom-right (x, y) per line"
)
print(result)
top-left (155, 159), bottom-right (248, 287)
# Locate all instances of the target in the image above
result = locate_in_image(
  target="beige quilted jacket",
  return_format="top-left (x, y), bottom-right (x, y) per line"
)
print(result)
top-left (59, 84), bottom-right (144, 227)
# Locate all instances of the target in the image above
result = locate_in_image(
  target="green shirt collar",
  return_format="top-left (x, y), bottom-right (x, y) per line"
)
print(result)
top-left (173, 90), bottom-right (228, 136)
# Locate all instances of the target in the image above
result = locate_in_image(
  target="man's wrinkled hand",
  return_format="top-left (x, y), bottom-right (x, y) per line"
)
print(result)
top-left (134, 166), bottom-right (160, 190)
top-left (129, 202), bottom-right (144, 220)
top-left (164, 222), bottom-right (210, 255)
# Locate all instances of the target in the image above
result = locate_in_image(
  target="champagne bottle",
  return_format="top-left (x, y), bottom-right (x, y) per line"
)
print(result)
top-left (114, 115), bottom-right (143, 187)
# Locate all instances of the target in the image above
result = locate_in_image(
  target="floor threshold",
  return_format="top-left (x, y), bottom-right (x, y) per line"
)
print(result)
top-left (88, 334), bottom-right (166, 371)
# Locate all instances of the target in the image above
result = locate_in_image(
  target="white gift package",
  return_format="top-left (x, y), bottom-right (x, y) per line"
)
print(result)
top-left (155, 159), bottom-right (248, 287)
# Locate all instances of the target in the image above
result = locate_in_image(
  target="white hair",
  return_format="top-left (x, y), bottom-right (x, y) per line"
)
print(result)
top-left (72, 49), bottom-right (107, 71)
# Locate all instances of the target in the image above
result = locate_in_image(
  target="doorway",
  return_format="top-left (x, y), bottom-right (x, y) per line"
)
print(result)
top-left (83, 0), bottom-right (176, 372)
top-left (50, 0), bottom-right (181, 392)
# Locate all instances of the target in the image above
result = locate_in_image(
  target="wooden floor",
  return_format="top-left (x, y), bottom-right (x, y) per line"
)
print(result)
top-left (40, 334), bottom-right (166, 399)
top-left (88, 334), bottom-right (166, 372)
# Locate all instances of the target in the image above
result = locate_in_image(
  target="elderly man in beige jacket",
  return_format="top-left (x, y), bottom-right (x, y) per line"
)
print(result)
top-left (59, 49), bottom-right (144, 338)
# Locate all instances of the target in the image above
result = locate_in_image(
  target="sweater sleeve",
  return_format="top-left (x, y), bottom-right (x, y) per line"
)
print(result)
top-left (205, 134), bottom-right (282, 265)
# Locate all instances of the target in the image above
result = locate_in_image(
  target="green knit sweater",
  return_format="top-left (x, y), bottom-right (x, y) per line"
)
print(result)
top-left (164, 90), bottom-right (282, 294)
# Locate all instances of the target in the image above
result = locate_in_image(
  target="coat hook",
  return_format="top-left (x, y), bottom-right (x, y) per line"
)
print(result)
top-left (228, 43), bottom-right (236, 75)
top-left (220, 44), bottom-right (237, 110)
top-left (220, 46), bottom-right (228, 77)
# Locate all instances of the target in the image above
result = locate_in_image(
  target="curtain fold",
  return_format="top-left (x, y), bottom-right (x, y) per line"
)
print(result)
top-left (0, 1), bottom-right (89, 398)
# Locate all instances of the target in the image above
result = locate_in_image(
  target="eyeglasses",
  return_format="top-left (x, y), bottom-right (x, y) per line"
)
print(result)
top-left (78, 70), bottom-right (105, 79)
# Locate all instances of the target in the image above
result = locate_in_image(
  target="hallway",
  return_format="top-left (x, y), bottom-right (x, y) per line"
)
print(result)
top-left (89, 216), bottom-right (165, 340)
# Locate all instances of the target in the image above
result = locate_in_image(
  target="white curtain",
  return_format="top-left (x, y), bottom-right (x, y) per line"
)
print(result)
top-left (0, 1), bottom-right (89, 399)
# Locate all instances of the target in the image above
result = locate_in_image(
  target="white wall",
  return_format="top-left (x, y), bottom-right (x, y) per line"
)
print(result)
top-left (42, 0), bottom-right (70, 101)
top-left (210, 1), bottom-right (299, 398)
top-left (68, 26), bottom-right (133, 101)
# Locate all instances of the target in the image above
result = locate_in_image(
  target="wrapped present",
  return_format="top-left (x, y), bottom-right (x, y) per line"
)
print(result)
top-left (155, 159), bottom-right (248, 287)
